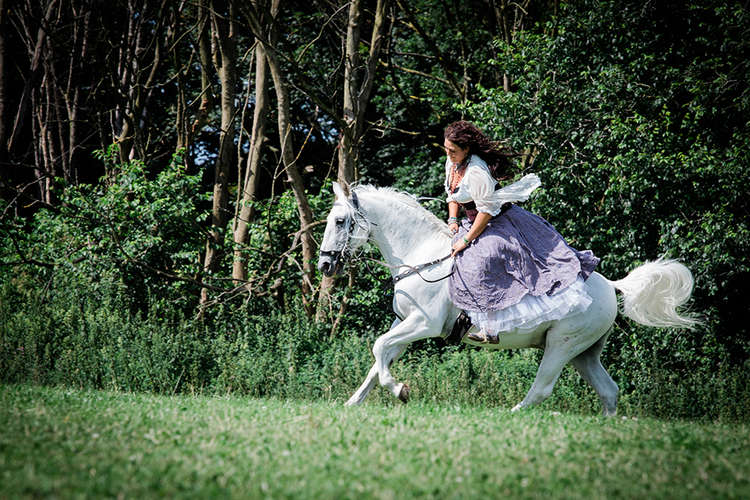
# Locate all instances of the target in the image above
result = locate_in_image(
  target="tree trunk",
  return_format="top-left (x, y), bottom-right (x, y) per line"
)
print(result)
top-left (200, 1), bottom-right (238, 307)
top-left (7, 0), bottom-right (58, 203)
top-left (111, 2), bottom-right (167, 163)
top-left (190, 0), bottom-right (213, 144)
top-left (114, 4), bottom-right (136, 162)
top-left (0, 0), bottom-right (6, 164)
top-left (337, 0), bottom-right (363, 187)
top-left (318, 0), bottom-right (389, 322)
top-left (7, 0), bottom-right (57, 157)
top-left (493, 0), bottom-right (529, 92)
top-left (232, 41), bottom-right (270, 284)
top-left (260, 1), bottom-right (316, 315)
top-left (267, 53), bottom-right (317, 314)
top-left (337, 0), bottom-right (388, 186)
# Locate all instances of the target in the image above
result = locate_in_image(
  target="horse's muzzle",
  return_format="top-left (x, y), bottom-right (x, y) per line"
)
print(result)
top-left (318, 250), bottom-right (343, 277)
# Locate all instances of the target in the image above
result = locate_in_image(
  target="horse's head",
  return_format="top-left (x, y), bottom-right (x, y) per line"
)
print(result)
top-left (317, 182), bottom-right (371, 277)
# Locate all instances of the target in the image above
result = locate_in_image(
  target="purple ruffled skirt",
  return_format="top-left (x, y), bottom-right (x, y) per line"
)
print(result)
top-left (450, 205), bottom-right (600, 333)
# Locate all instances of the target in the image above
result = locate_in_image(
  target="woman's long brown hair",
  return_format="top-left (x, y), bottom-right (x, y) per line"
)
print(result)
top-left (444, 120), bottom-right (516, 180)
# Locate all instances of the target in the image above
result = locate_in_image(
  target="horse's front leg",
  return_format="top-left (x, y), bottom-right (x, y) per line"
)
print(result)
top-left (372, 314), bottom-right (437, 401)
top-left (345, 344), bottom-right (407, 406)
top-left (345, 319), bottom-right (406, 406)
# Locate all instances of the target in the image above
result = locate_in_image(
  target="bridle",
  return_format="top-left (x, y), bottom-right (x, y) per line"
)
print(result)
top-left (319, 190), bottom-right (367, 267)
top-left (321, 189), bottom-right (454, 285)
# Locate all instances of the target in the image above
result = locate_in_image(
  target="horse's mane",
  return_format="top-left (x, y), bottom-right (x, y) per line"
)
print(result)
top-left (353, 184), bottom-right (451, 237)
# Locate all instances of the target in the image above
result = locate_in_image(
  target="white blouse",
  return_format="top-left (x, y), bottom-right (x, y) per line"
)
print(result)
top-left (444, 155), bottom-right (541, 216)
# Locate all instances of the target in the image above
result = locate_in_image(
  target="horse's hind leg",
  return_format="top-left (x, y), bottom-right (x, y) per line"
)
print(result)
top-left (571, 335), bottom-right (618, 416)
top-left (511, 347), bottom-right (571, 411)
top-left (512, 324), bottom-right (595, 412)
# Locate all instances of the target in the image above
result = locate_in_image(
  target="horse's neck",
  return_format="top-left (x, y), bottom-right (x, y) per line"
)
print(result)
top-left (360, 191), bottom-right (450, 268)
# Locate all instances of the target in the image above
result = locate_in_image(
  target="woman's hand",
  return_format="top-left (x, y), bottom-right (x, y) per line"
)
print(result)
top-left (449, 222), bottom-right (459, 234)
top-left (451, 238), bottom-right (468, 256)
top-left (451, 212), bottom-right (491, 257)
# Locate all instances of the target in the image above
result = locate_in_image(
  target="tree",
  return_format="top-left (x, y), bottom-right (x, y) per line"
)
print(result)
top-left (108, 1), bottom-right (177, 164)
top-left (232, 1), bottom-right (272, 285)
top-left (7, 0), bottom-right (64, 204)
top-left (490, 0), bottom-right (532, 92)
top-left (316, 0), bottom-right (390, 322)
top-left (3, 0), bottom-right (183, 206)
top-left (242, 0), bottom-right (319, 314)
top-left (338, 0), bottom-right (389, 185)
top-left (0, 0), bottom-right (7, 169)
top-left (199, 0), bottom-right (239, 308)
top-left (231, 47), bottom-right (271, 285)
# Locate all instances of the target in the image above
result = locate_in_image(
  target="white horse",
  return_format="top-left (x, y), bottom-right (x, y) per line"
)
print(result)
top-left (317, 182), bottom-right (697, 415)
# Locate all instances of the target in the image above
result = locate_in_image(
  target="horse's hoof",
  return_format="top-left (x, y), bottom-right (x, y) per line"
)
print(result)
top-left (398, 384), bottom-right (410, 404)
top-left (345, 396), bottom-right (362, 407)
top-left (511, 403), bottom-right (522, 412)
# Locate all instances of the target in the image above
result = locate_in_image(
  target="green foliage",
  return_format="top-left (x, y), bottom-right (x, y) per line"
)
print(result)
top-left (0, 280), bottom-right (373, 400)
top-left (2, 278), bottom-right (749, 420)
top-left (1, 146), bottom-right (209, 313)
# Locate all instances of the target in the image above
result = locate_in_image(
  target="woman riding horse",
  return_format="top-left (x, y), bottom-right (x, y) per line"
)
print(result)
top-left (317, 122), bottom-right (695, 413)
top-left (443, 120), bottom-right (600, 344)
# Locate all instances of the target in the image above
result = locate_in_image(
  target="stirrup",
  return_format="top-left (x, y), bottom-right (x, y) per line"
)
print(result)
top-left (448, 311), bottom-right (472, 344)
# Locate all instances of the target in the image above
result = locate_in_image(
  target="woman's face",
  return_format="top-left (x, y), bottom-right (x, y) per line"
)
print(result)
top-left (444, 138), bottom-right (469, 166)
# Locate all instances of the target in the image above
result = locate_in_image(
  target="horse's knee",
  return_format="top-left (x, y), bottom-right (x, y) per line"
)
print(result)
top-left (372, 337), bottom-right (389, 359)
top-left (519, 383), bottom-right (553, 409)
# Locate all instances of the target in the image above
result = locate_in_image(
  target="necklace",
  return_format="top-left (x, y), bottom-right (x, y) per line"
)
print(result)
top-left (449, 157), bottom-right (469, 192)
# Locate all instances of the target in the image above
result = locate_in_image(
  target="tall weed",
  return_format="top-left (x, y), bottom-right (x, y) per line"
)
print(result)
top-left (1, 283), bottom-right (748, 420)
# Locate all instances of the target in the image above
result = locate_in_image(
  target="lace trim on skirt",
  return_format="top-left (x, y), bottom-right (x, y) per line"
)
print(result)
top-left (466, 277), bottom-right (592, 334)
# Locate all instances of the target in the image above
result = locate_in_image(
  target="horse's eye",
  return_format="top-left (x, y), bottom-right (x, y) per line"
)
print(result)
top-left (335, 218), bottom-right (345, 226)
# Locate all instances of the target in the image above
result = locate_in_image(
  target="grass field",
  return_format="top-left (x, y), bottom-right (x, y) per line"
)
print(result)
top-left (1, 384), bottom-right (747, 499)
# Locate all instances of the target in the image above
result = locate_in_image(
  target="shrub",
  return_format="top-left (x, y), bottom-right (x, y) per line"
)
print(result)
top-left (3, 280), bottom-right (749, 420)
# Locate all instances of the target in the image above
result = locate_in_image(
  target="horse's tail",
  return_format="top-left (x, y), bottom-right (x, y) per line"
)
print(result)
top-left (609, 258), bottom-right (699, 330)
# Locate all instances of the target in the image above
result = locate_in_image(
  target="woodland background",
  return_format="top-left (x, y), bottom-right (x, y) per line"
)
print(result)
top-left (1, 0), bottom-right (748, 419)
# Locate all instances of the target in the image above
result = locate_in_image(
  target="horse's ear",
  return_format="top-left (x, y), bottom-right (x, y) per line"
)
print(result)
top-left (332, 181), bottom-right (347, 200)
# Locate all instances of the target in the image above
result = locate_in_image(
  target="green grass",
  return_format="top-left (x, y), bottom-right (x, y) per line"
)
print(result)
top-left (1, 384), bottom-right (748, 499)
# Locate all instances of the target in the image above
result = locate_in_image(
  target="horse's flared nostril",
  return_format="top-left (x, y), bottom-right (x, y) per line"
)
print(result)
top-left (318, 261), bottom-right (330, 274)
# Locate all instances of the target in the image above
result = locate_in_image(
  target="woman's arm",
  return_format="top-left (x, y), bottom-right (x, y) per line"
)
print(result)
top-left (451, 212), bottom-right (491, 256)
top-left (450, 163), bottom-right (495, 255)
top-left (448, 201), bottom-right (460, 233)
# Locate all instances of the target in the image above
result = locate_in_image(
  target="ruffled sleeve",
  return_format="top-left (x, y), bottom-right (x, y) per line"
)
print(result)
top-left (446, 155), bottom-right (492, 205)
top-left (495, 173), bottom-right (541, 205)
top-left (465, 165), bottom-right (501, 215)
top-left (445, 153), bottom-right (542, 215)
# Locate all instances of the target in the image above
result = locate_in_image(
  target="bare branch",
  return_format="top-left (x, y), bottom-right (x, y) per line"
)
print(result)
top-left (393, 0), bottom-right (464, 100)
top-left (379, 59), bottom-right (453, 86)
